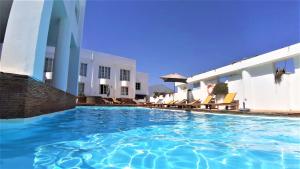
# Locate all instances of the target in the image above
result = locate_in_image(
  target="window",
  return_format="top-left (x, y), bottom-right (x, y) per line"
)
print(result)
top-left (121, 87), bottom-right (129, 96)
top-left (44, 58), bottom-right (53, 72)
top-left (78, 83), bottom-right (85, 96)
top-left (136, 82), bottom-right (141, 90)
top-left (192, 82), bottom-right (200, 89)
top-left (98, 66), bottom-right (110, 79)
top-left (135, 94), bottom-right (146, 100)
top-left (218, 76), bottom-right (229, 83)
top-left (274, 58), bottom-right (295, 74)
top-left (120, 69), bottom-right (130, 81)
top-left (80, 63), bottom-right (87, 76)
top-left (99, 84), bottom-right (109, 95)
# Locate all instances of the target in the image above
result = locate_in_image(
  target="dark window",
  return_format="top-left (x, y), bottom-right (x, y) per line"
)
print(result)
top-left (121, 87), bottom-right (129, 95)
top-left (100, 85), bottom-right (109, 95)
top-left (44, 58), bottom-right (53, 72)
top-left (120, 69), bottom-right (130, 81)
top-left (78, 83), bottom-right (85, 96)
top-left (135, 94), bottom-right (146, 100)
top-left (80, 63), bottom-right (87, 76)
top-left (98, 66), bottom-right (110, 79)
top-left (136, 82), bottom-right (141, 90)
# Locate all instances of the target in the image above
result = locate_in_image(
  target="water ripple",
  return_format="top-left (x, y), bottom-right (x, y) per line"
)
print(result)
top-left (1, 107), bottom-right (300, 169)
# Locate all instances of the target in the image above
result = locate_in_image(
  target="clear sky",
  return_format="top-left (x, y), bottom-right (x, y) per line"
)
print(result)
top-left (82, 0), bottom-right (300, 86)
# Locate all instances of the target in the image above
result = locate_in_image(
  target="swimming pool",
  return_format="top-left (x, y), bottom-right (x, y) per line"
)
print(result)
top-left (0, 107), bottom-right (300, 169)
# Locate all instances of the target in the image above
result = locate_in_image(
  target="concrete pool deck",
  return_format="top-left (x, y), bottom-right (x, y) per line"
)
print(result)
top-left (146, 107), bottom-right (300, 117)
top-left (76, 103), bottom-right (300, 117)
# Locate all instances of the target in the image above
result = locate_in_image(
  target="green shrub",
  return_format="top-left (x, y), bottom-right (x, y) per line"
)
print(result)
top-left (212, 83), bottom-right (228, 95)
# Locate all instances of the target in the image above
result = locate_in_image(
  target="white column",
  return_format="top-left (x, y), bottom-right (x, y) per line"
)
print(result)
top-left (291, 55), bottom-right (300, 110)
top-left (241, 69), bottom-right (252, 109)
top-left (67, 46), bottom-right (80, 95)
top-left (0, 0), bottom-right (53, 81)
top-left (52, 18), bottom-right (71, 92)
top-left (294, 55), bottom-right (300, 73)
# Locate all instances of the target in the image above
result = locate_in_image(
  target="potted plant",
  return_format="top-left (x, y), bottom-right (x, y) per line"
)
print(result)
top-left (212, 83), bottom-right (228, 103)
top-left (274, 68), bottom-right (285, 84)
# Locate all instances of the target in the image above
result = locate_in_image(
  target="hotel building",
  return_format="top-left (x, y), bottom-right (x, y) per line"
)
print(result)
top-left (173, 43), bottom-right (300, 112)
top-left (45, 49), bottom-right (149, 101)
top-left (0, 0), bottom-right (86, 118)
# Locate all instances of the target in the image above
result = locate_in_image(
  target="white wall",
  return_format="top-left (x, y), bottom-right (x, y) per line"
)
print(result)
top-left (174, 85), bottom-right (187, 101)
top-left (78, 49), bottom-right (148, 99)
top-left (0, 0), bottom-right (85, 96)
top-left (0, 43), bottom-right (2, 59)
top-left (0, 0), bottom-right (53, 80)
top-left (136, 72), bottom-right (149, 96)
top-left (175, 43), bottom-right (300, 111)
top-left (78, 49), bottom-right (94, 96)
top-left (228, 61), bottom-right (300, 111)
top-left (227, 74), bottom-right (244, 105)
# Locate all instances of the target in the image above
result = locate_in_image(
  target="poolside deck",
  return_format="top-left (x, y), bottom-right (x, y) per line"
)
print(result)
top-left (76, 103), bottom-right (300, 117)
top-left (157, 107), bottom-right (300, 117)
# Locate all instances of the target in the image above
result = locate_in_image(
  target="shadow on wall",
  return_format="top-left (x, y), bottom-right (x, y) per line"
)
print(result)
top-left (0, 43), bottom-right (2, 60)
top-left (247, 63), bottom-right (274, 78)
top-left (228, 74), bottom-right (242, 82)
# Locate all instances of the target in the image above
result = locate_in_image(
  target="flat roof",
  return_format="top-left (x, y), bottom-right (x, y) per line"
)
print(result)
top-left (80, 48), bottom-right (136, 64)
top-left (187, 43), bottom-right (300, 83)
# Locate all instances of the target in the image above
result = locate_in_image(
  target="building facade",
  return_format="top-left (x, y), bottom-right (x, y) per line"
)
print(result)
top-left (45, 49), bottom-right (149, 101)
top-left (78, 49), bottom-right (148, 101)
top-left (174, 43), bottom-right (300, 112)
top-left (0, 0), bottom-right (86, 118)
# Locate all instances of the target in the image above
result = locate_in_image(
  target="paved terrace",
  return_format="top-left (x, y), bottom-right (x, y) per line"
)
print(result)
top-left (76, 103), bottom-right (300, 117)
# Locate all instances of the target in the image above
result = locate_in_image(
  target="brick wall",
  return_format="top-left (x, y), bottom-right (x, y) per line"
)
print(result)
top-left (0, 72), bottom-right (76, 119)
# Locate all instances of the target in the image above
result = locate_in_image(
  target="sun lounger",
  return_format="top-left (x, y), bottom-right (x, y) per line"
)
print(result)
top-left (178, 99), bottom-right (201, 108)
top-left (153, 100), bottom-right (175, 108)
top-left (112, 98), bottom-right (122, 104)
top-left (172, 99), bottom-right (188, 108)
top-left (163, 100), bottom-right (178, 107)
top-left (176, 99), bottom-right (187, 105)
top-left (101, 98), bottom-right (113, 104)
top-left (208, 93), bottom-right (239, 110)
top-left (116, 98), bottom-right (138, 105)
top-left (152, 99), bottom-right (164, 107)
top-left (199, 95), bottom-right (214, 109)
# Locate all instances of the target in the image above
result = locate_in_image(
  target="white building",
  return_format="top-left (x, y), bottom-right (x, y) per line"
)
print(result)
top-left (174, 43), bottom-right (300, 112)
top-left (78, 49), bottom-right (149, 100)
top-left (45, 49), bottom-right (149, 101)
top-left (0, 0), bottom-right (86, 95)
top-left (0, 0), bottom-right (86, 118)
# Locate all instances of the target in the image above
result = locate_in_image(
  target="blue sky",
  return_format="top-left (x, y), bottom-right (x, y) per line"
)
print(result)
top-left (82, 0), bottom-right (300, 86)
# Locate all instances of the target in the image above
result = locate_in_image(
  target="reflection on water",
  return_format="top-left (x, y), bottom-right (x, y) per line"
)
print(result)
top-left (1, 107), bottom-right (300, 169)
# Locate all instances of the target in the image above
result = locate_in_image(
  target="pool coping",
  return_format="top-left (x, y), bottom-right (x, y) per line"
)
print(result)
top-left (77, 103), bottom-right (300, 117)
top-left (147, 107), bottom-right (300, 118)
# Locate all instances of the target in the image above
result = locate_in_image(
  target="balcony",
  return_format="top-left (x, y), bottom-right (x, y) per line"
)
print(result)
top-left (99, 78), bottom-right (110, 85)
top-left (121, 80), bottom-right (129, 87)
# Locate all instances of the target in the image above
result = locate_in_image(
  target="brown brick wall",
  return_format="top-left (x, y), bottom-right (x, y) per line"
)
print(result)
top-left (0, 72), bottom-right (76, 119)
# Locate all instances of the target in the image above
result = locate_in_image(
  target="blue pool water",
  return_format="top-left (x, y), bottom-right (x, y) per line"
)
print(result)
top-left (0, 107), bottom-right (300, 169)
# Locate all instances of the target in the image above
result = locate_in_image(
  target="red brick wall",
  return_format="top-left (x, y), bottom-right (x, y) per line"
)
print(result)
top-left (0, 72), bottom-right (76, 119)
